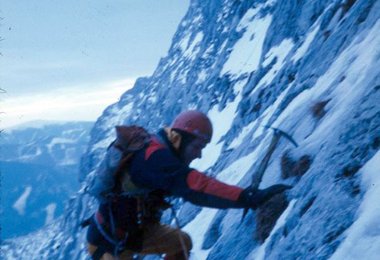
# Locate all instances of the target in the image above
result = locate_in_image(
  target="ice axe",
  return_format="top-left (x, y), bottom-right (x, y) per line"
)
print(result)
top-left (242, 125), bottom-right (298, 220)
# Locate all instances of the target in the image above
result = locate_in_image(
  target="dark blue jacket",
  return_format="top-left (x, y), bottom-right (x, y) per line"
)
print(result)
top-left (128, 129), bottom-right (244, 209)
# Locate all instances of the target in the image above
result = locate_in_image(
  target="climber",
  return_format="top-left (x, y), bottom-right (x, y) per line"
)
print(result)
top-left (86, 110), bottom-right (291, 260)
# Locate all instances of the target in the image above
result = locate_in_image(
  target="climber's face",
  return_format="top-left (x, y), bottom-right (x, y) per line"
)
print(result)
top-left (182, 137), bottom-right (207, 165)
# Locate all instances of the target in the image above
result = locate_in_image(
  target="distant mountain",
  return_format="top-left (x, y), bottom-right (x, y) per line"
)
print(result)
top-left (1, 121), bottom-right (93, 168)
top-left (0, 121), bottom-right (93, 239)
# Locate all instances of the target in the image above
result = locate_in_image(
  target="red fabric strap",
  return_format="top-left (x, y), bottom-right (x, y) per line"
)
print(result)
top-left (186, 170), bottom-right (243, 201)
top-left (145, 138), bottom-right (166, 160)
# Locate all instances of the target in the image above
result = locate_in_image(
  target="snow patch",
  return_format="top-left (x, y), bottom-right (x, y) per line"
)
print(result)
top-left (13, 186), bottom-right (32, 215)
top-left (221, 13), bottom-right (272, 76)
top-left (228, 120), bottom-right (258, 149)
top-left (274, 20), bottom-right (380, 147)
top-left (47, 137), bottom-right (76, 153)
top-left (182, 32), bottom-right (204, 59)
top-left (218, 147), bottom-right (262, 185)
top-left (330, 151), bottom-right (380, 260)
top-left (45, 203), bottom-right (57, 225)
top-left (259, 38), bottom-right (294, 87)
top-left (195, 70), bottom-right (208, 84)
top-left (183, 208), bottom-right (218, 260)
top-left (60, 147), bottom-right (78, 165)
top-left (292, 23), bottom-right (320, 62)
top-left (191, 79), bottom-right (248, 171)
top-left (179, 33), bottom-right (191, 51)
top-left (19, 147), bottom-right (43, 160)
top-left (252, 83), bottom-right (293, 140)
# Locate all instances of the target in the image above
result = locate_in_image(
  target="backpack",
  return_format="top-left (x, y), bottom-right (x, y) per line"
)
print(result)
top-left (89, 125), bottom-right (151, 203)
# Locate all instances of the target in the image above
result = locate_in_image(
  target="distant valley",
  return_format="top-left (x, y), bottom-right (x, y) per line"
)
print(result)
top-left (0, 121), bottom-right (93, 239)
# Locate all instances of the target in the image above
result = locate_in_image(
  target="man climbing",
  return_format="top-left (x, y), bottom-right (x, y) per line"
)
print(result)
top-left (86, 110), bottom-right (291, 260)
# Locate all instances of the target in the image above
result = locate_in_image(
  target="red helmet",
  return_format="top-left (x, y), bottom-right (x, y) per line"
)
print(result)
top-left (171, 110), bottom-right (213, 142)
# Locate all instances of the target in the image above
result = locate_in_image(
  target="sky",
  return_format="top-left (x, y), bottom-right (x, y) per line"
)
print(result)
top-left (0, 0), bottom-right (189, 129)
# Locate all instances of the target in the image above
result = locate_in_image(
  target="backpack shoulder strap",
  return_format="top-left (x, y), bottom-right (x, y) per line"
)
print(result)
top-left (112, 125), bottom-right (151, 193)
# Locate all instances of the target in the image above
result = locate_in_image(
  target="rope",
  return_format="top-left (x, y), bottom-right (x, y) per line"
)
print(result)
top-left (171, 207), bottom-right (189, 260)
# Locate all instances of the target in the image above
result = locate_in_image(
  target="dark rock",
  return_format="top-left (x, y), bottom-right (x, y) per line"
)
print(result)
top-left (341, 0), bottom-right (357, 17)
top-left (202, 211), bottom-right (227, 249)
top-left (255, 193), bottom-right (289, 243)
top-left (342, 163), bottom-right (362, 178)
top-left (281, 151), bottom-right (312, 179)
top-left (300, 196), bottom-right (317, 216)
top-left (311, 99), bottom-right (331, 119)
top-left (372, 136), bottom-right (380, 149)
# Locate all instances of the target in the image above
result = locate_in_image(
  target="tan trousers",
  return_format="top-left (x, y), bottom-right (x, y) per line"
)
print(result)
top-left (88, 223), bottom-right (192, 260)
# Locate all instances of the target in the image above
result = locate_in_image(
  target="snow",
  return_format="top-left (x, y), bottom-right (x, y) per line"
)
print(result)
top-left (179, 30), bottom-right (204, 60)
top-left (183, 208), bottom-right (218, 260)
top-left (229, 80), bottom-right (292, 150)
top-left (292, 23), bottom-right (320, 62)
top-left (45, 203), bottom-right (56, 225)
top-left (61, 147), bottom-right (78, 165)
top-left (92, 137), bottom-right (114, 151)
top-left (259, 38), bottom-right (294, 87)
top-left (178, 69), bottom-right (188, 84)
top-left (217, 146), bottom-right (261, 185)
top-left (92, 102), bottom-right (134, 151)
top-left (274, 20), bottom-right (380, 146)
top-left (13, 186), bottom-right (32, 215)
top-left (47, 137), bottom-right (76, 152)
top-left (114, 101), bottom-right (134, 124)
top-left (329, 151), bottom-right (380, 260)
top-left (179, 33), bottom-right (191, 51)
top-left (19, 147), bottom-right (43, 160)
top-left (183, 32), bottom-right (204, 59)
top-left (228, 120), bottom-right (257, 149)
top-left (253, 83), bottom-right (293, 139)
top-left (195, 69), bottom-right (208, 84)
top-left (221, 11), bottom-right (272, 76)
top-left (262, 39), bottom-right (293, 67)
top-left (191, 79), bottom-right (247, 171)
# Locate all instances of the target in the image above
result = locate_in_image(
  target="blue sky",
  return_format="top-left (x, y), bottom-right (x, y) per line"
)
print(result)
top-left (0, 0), bottom-right (189, 128)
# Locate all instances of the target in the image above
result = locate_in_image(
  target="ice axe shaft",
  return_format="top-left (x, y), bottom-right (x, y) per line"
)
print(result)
top-left (250, 133), bottom-right (281, 189)
top-left (242, 126), bottom-right (298, 220)
top-left (250, 126), bottom-right (298, 188)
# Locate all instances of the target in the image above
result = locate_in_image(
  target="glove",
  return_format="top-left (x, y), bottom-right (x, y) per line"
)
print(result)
top-left (239, 184), bottom-right (292, 209)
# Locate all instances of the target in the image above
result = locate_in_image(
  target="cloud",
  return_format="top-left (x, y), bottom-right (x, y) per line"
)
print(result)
top-left (0, 78), bottom-right (135, 129)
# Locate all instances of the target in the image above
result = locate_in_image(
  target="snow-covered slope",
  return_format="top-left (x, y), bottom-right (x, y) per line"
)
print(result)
top-left (2, 0), bottom-right (379, 259)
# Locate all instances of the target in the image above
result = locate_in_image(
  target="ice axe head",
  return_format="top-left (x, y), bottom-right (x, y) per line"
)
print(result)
top-left (263, 125), bottom-right (298, 147)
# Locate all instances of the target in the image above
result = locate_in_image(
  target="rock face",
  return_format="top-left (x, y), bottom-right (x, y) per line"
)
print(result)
top-left (2, 0), bottom-right (379, 259)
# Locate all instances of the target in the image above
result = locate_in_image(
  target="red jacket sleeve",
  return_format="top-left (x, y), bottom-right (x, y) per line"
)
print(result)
top-left (186, 170), bottom-right (243, 201)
